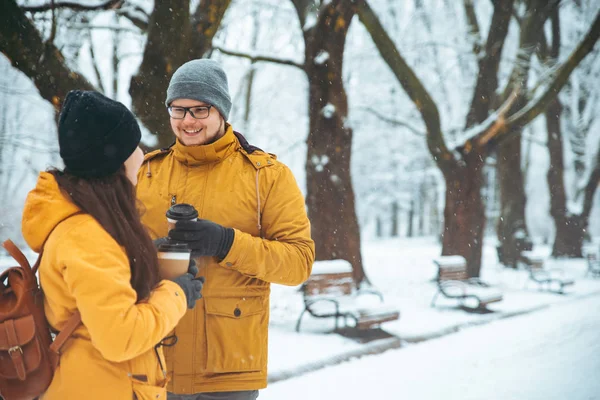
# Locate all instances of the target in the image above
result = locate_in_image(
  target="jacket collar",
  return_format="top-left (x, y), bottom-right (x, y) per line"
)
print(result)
top-left (172, 125), bottom-right (237, 166)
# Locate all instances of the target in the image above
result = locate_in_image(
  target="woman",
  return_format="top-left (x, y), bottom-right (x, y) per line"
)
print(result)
top-left (21, 91), bottom-right (203, 400)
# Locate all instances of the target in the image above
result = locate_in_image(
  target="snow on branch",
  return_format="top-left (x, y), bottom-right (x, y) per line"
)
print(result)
top-left (506, 10), bottom-right (600, 130)
top-left (116, 4), bottom-right (149, 31)
top-left (213, 46), bottom-right (305, 70)
top-left (21, 0), bottom-right (123, 13)
top-left (467, 88), bottom-right (520, 149)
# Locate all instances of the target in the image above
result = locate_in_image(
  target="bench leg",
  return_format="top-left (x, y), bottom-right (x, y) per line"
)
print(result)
top-left (295, 309), bottom-right (308, 332)
top-left (430, 290), bottom-right (440, 307)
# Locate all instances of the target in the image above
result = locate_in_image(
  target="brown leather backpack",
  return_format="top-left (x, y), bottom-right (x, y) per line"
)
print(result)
top-left (0, 240), bottom-right (81, 400)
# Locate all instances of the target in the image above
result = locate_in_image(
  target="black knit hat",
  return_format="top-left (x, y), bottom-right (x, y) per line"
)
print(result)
top-left (58, 90), bottom-right (141, 178)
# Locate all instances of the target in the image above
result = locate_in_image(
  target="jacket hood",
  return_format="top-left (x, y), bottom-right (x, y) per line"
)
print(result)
top-left (22, 172), bottom-right (81, 252)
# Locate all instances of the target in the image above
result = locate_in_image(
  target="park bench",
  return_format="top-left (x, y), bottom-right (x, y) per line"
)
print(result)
top-left (430, 256), bottom-right (503, 311)
top-left (586, 252), bottom-right (600, 278)
top-left (520, 251), bottom-right (574, 294)
top-left (295, 260), bottom-right (400, 332)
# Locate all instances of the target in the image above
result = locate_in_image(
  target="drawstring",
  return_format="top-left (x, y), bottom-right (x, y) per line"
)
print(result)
top-left (255, 169), bottom-right (262, 237)
top-left (146, 160), bottom-right (152, 177)
top-left (154, 334), bottom-right (177, 379)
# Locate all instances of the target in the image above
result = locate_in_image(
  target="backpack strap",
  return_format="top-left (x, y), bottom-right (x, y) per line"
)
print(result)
top-left (2, 240), bottom-right (34, 276)
top-left (48, 311), bottom-right (82, 370)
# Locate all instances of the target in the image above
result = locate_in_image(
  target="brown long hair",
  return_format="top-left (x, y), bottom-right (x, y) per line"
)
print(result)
top-left (50, 168), bottom-right (160, 302)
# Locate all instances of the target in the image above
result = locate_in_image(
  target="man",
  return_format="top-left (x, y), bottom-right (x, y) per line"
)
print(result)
top-left (136, 59), bottom-right (315, 400)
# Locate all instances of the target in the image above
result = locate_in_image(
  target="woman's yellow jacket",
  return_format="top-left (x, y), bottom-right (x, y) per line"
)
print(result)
top-left (22, 172), bottom-right (187, 400)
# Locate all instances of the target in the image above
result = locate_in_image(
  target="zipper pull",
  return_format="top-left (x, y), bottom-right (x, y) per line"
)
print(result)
top-left (171, 195), bottom-right (177, 205)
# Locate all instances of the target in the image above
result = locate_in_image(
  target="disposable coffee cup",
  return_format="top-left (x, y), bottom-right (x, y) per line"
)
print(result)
top-left (157, 242), bottom-right (192, 280)
top-left (166, 203), bottom-right (199, 232)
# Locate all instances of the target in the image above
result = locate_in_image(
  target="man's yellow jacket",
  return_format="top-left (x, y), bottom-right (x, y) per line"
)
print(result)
top-left (137, 126), bottom-right (315, 394)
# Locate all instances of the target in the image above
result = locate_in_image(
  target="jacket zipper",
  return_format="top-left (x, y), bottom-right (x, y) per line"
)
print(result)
top-left (171, 195), bottom-right (177, 205)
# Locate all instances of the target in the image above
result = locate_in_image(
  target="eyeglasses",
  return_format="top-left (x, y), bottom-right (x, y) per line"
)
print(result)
top-left (167, 105), bottom-right (212, 119)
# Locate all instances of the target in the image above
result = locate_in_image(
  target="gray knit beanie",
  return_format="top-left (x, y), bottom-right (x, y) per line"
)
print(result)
top-left (165, 59), bottom-right (232, 120)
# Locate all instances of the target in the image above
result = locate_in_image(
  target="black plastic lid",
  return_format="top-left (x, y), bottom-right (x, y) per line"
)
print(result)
top-left (157, 242), bottom-right (191, 253)
top-left (166, 203), bottom-right (198, 220)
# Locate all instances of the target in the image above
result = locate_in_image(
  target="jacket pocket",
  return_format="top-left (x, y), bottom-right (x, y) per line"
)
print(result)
top-left (131, 375), bottom-right (167, 400)
top-left (204, 296), bottom-right (267, 373)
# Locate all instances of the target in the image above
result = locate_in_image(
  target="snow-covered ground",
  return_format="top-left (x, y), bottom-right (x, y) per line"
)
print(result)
top-left (262, 292), bottom-right (600, 400)
top-left (267, 236), bottom-right (600, 381)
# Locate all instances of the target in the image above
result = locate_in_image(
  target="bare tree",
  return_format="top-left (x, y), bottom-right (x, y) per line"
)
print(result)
top-left (356, 0), bottom-right (600, 276)
top-left (542, 6), bottom-right (600, 257)
top-left (496, 0), bottom-right (561, 268)
top-left (218, 0), bottom-right (367, 284)
top-left (0, 0), bottom-right (231, 148)
top-left (290, 0), bottom-right (366, 285)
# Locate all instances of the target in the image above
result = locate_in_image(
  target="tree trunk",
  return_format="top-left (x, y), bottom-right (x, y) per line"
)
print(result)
top-left (391, 201), bottom-right (399, 237)
top-left (543, 8), bottom-right (598, 258)
top-left (497, 130), bottom-right (529, 267)
top-left (298, 2), bottom-right (367, 285)
top-left (441, 153), bottom-right (486, 277)
top-left (407, 199), bottom-right (414, 238)
top-left (546, 96), bottom-right (599, 257)
top-left (129, 0), bottom-right (192, 148)
top-left (493, 0), bottom-right (557, 266)
top-left (376, 216), bottom-right (382, 238)
top-left (552, 215), bottom-right (586, 257)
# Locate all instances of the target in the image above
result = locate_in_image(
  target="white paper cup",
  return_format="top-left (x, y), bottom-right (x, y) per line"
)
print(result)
top-left (157, 249), bottom-right (191, 280)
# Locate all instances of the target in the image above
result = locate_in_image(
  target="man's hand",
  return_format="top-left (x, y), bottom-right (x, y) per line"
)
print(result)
top-left (168, 219), bottom-right (234, 260)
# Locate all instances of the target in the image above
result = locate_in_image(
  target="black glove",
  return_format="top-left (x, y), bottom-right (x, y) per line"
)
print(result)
top-left (168, 219), bottom-right (235, 260)
top-left (171, 259), bottom-right (204, 309)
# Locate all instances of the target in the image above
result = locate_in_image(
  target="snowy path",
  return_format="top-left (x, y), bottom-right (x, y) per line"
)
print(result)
top-left (262, 294), bottom-right (600, 400)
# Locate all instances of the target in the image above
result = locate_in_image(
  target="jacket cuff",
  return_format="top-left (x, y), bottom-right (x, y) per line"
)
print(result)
top-left (218, 228), bottom-right (250, 272)
top-left (216, 227), bottom-right (235, 261)
top-left (157, 279), bottom-right (188, 315)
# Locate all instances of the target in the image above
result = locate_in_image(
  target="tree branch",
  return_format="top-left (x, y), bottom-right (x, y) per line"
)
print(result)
top-left (0, 0), bottom-right (95, 113)
top-left (21, 0), bottom-right (123, 13)
top-left (290, 0), bottom-right (314, 30)
top-left (355, 0), bottom-right (452, 167)
top-left (191, 0), bottom-right (232, 54)
top-left (472, 88), bottom-right (520, 148)
top-left (463, 0), bottom-right (482, 56)
top-left (87, 29), bottom-right (105, 93)
top-left (464, 0), bottom-right (514, 128)
top-left (365, 106), bottom-right (425, 136)
top-left (116, 5), bottom-right (149, 31)
top-left (213, 45), bottom-right (305, 70)
top-left (506, 10), bottom-right (600, 130)
top-left (500, 0), bottom-right (559, 102)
